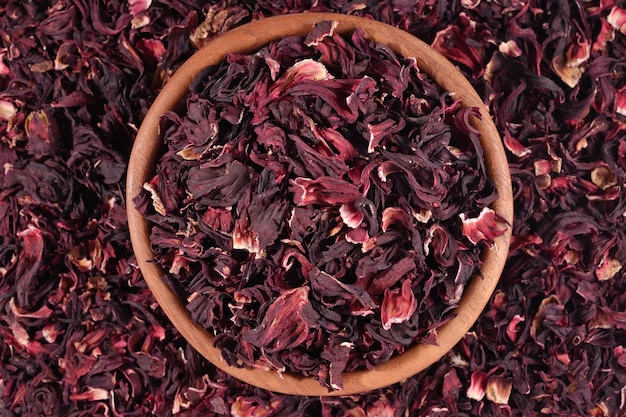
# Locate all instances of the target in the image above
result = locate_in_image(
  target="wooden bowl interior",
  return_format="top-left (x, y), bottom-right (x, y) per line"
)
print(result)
top-left (126, 13), bottom-right (514, 396)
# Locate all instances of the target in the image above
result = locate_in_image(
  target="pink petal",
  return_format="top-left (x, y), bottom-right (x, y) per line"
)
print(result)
top-left (614, 346), bottom-right (626, 368)
top-left (608, 6), bottom-right (626, 34)
top-left (269, 59), bottom-right (333, 100)
top-left (0, 49), bottom-right (10, 75)
top-left (0, 99), bottom-right (16, 120)
top-left (615, 85), bottom-right (626, 116)
top-left (343, 406), bottom-right (367, 417)
top-left (533, 159), bottom-right (552, 176)
top-left (136, 39), bottom-right (166, 65)
top-left (467, 370), bottom-right (488, 401)
top-left (43, 323), bottom-right (62, 343)
top-left (366, 399), bottom-right (396, 417)
top-left (340, 203), bottom-right (364, 228)
top-left (503, 131), bottom-right (531, 157)
top-left (231, 396), bottom-right (274, 417)
top-left (304, 20), bottom-right (339, 46)
top-left (367, 118), bottom-right (404, 153)
top-left (381, 207), bottom-right (412, 233)
top-left (319, 127), bottom-right (357, 161)
top-left (9, 298), bottom-right (53, 319)
top-left (551, 33), bottom-right (590, 88)
top-left (506, 314), bottom-right (525, 342)
top-left (461, 0), bottom-right (481, 9)
top-left (202, 206), bottom-right (234, 232)
top-left (290, 177), bottom-right (361, 206)
top-left (432, 26), bottom-right (484, 76)
top-left (460, 207), bottom-right (507, 246)
top-left (381, 279), bottom-right (416, 330)
top-left (592, 18), bottom-right (616, 54)
top-left (241, 286), bottom-right (319, 353)
top-left (233, 221), bottom-right (261, 254)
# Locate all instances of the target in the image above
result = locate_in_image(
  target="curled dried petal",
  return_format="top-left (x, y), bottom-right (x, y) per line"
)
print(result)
top-left (460, 207), bottom-right (507, 246)
top-left (467, 370), bottom-right (488, 401)
top-left (242, 286), bottom-right (320, 353)
top-left (290, 176), bottom-right (361, 206)
top-left (381, 279), bottom-right (417, 330)
top-left (485, 375), bottom-right (513, 405)
top-left (608, 6), bottom-right (626, 34)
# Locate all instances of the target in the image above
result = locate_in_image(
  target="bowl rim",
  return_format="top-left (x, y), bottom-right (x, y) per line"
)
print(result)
top-left (126, 12), bottom-right (514, 396)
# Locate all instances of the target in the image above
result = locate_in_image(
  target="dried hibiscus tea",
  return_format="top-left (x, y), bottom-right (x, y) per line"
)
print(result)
top-left (135, 21), bottom-right (505, 389)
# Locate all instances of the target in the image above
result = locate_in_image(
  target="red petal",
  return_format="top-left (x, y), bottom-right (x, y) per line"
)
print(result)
top-left (460, 207), bottom-right (507, 246)
top-left (593, 18), bottom-right (616, 54)
top-left (69, 387), bottom-right (109, 401)
top-left (290, 177), bottom-right (361, 206)
top-left (467, 370), bottom-right (488, 401)
top-left (0, 99), bottom-right (16, 120)
top-left (0, 50), bottom-right (10, 76)
top-left (381, 279), bottom-right (416, 330)
top-left (241, 287), bottom-right (319, 353)
top-left (346, 227), bottom-right (369, 244)
top-left (506, 314), bottom-right (525, 342)
top-left (498, 40), bottom-right (522, 58)
top-left (485, 375), bottom-right (513, 405)
top-left (503, 131), bottom-right (531, 157)
top-left (381, 207), bottom-right (412, 233)
top-left (128, 0), bottom-right (152, 16)
top-left (608, 6), bottom-right (626, 34)
top-left (269, 59), bottom-right (333, 100)
top-left (595, 254), bottom-right (622, 281)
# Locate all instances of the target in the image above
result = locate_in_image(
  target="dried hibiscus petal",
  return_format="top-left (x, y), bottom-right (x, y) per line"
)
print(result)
top-left (1, 0), bottom-right (624, 414)
top-left (381, 279), bottom-right (417, 330)
top-left (138, 21), bottom-right (502, 389)
top-left (242, 286), bottom-right (320, 353)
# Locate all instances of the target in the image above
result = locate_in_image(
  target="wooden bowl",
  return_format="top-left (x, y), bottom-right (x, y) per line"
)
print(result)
top-left (126, 13), bottom-right (513, 396)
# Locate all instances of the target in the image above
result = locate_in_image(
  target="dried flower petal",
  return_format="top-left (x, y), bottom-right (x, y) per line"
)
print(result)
top-left (128, 0), bottom-right (152, 16)
top-left (595, 254), bottom-right (622, 281)
top-left (485, 375), bottom-right (513, 405)
top-left (551, 34), bottom-right (590, 88)
top-left (607, 6), bottom-right (626, 34)
top-left (381, 279), bottom-right (417, 330)
top-left (242, 286), bottom-right (320, 353)
top-left (615, 85), bottom-right (626, 116)
top-left (0, 99), bottom-right (16, 120)
top-left (460, 207), bottom-right (507, 246)
top-left (467, 370), bottom-right (488, 401)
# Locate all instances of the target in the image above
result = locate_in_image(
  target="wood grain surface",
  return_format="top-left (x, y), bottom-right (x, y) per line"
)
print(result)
top-left (126, 12), bottom-right (514, 396)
